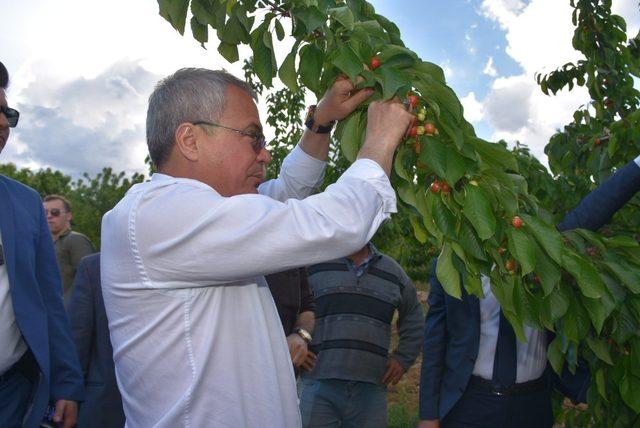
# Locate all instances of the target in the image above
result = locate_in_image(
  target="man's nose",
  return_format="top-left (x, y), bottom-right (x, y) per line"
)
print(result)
top-left (258, 147), bottom-right (272, 164)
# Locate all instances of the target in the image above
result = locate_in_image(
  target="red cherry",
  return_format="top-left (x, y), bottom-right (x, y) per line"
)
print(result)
top-left (414, 141), bottom-right (421, 155)
top-left (594, 138), bottom-right (602, 146)
top-left (511, 216), bottom-right (523, 228)
top-left (505, 259), bottom-right (516, 272)
top-left (408, 126), bottom-right (418, 138)
top-left (533, 275), bottom-right (541, 285)
top-left (441, 182), bottom-right (451, 194)
top-left (497, 247), bottom-right (506, 254)
top-left (424, 123), bottom-right (436, 135)
top-left (430, 181), bottom-right (441, 193)
top-left (407, 94), bottom-right (419, 109)
top-left (370, 56), bottom-right (381, 70)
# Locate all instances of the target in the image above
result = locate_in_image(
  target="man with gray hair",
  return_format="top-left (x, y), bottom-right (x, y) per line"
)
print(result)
top-left (101, 68), bottom-right (413, 427)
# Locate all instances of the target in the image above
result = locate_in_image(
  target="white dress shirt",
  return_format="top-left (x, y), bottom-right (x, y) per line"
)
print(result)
top-left (101, 145), bottom-right (396, 427)
top-left (472, 275), bottom-right (547, 383)
top-left (0, 230), bottom-right (28, 375)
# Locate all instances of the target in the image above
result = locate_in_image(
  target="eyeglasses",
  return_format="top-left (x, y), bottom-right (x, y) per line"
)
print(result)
top-left (1, 106), bottom-right (19, 128)
top-left (192, 121), bottom-right (267, 154)
top-left (45, 208), bottom-right (65, 217)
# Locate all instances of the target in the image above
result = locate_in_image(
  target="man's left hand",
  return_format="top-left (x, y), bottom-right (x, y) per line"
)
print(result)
top-left (314, 76), bottom-right (374, 125)
top-left (382, 357), bottom-right (405, 386)
top-left (53, 399), bottom-right (78, 428)
top-left (286, 334), bottom-right (308, 368)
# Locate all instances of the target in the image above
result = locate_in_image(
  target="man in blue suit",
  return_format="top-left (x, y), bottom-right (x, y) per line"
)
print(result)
top-left (419, 155), bottom-right (640, 428)
top-left (0, 61), bottom-right (84, 428)
top-left (67, 253), bottom-right (125, 428)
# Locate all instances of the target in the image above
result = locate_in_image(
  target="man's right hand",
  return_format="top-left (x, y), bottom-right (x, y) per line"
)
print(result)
top-left (357, 99), bottom-right (414, 176)
top-left (286, 333), bottom-right (308, 368)
top-left (418, 419), bottom-right (440, 428)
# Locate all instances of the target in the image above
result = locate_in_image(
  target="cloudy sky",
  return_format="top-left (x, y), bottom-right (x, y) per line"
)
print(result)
top-left (1, 0), bottom-right (638, 177)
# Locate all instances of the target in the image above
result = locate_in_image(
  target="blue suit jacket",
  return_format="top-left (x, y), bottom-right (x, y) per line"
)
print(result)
top-left (67, 253), bottom-right (125, 428)
top-left (419, 159), bottom-right (640, 420)
top-left (0, 175), bottom-right (84, 426)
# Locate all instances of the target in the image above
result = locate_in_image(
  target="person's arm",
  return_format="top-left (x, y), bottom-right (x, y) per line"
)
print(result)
top-left (34, 199), bottom-right (83, 427)
top-left (287, 310), bottom-right (315, 368)
top-left (385, 268), bottom-right (425, 385)
top-left (419, 260), bottom-right (447, 424)
top-left (557, 156), bottom-right (640, 232)
top-left (258, 77), bottom-right (373, 202)
top-left (67, 256), bottom-right (96, 377)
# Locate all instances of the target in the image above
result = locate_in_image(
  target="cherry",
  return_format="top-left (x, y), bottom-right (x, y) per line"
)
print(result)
top-left (416, 125), bottom-right (425, 135)
top-left (505, 259), bottom-right (516, 272)
top-left (594, 138), bottom-right (602, 146)
top-left (408, 126), bottom-right (418, 138)
top-left (511, 216), bottom-right (523, 228)
top-left (414, 141), bottom-right (421, 155)
top-left (497, 247), bottom-right (506, 254)
top-left (430, 181), bottom-right (441, 193)
top-left (424, 123), bottom-right (436, 135)
top-left (441, 182), bottom-right (451, 194)
top-left (370, 56), bottom-right (381, 70)
top-left (407, 94), bottom-right (419, 109)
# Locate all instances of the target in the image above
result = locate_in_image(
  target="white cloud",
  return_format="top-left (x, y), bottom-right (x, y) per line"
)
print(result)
top-left (461, 92), bottom-right (484, 123)
top-left (475, 0), bottom-right (639, 162)
top-left (8, 60), bottom-right (159, 176)
top-left (483, 56), bottom-right (498, 77)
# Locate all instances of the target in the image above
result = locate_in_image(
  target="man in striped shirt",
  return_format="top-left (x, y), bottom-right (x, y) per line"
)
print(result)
top-left (300, 243), bottom-right (425, 427)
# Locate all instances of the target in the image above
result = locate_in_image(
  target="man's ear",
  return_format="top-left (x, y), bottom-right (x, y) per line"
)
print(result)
top-left (174, 123), bottom-right (200, 162)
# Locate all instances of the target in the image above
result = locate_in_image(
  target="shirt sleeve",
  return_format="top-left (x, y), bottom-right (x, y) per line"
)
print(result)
top-left (132, 159), bottom-right (396, 287)
top-left (257, 145), bottom-right (327, 201)
top-left (298, 268), bottom-right (316, 314)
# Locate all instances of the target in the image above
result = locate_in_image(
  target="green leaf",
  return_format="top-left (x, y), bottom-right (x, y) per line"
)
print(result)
top-left (532, 242), bottom-right (560, 296)
top-left (462, 185), bottom-right (496, 240)
top-left (377, 67), bottom-right (408, 100)
top-left (562, 252), bottom-right (606, 298)
top-left (464, 272), bottom-right (484, 298)
top-left (393, 147), bottom-right (413, 182)
top-left (595, 368), bottom-right (607, 399)
top-left (337, 110), bottom-right (364, 162)
top-left (444, 149), bottom-right (467, 187)
top-left (520, 214), bottom-right (562, 265)
top-left (547, 336), bottom-right (565, 375)
top-left (458, 221), bottom-right (487, 261)
top-left (420, 135), bottom-right (447, 179)
top-left (218, 42), bottom-right (239, 63)
top-left (620, 375), bottom-right (640, 413)
top-left (250, 21), bottom-right (276, 87)
top-left (375, 14), bottom-right (403, 45)
top-left (158, 0), bottom-right (189, 35)
top-left (190, 17), bottom-right (208, 46)
top-left (469, 138), bottom-right (519, 172)
top-left (408, 215), bottom-right (427, 244)
top-left (413, 61), bottom-right (446, 84)
top-left (328, 6), bottom-right (354, 30)
top-left (274, 19), bottom-right (285, 41)
top-left (437, 243), bottom-right (462, 299)
top-left (293, 6), bottom-right (326, 34)
top-left (299, 43), bottom-right (324, 94)
top-left (548, 286), bottom-right (570, 321)
top-left (397, 181), bottom-right (417, 207)
top-left (506, 227), bottom-right (536, 275)
top-left (353, 20), bottom-right (386, 40)
top-left (332, 43), bottom-right (364, 82)
top-left (431, 197), bottom-right (457, 239)
top-left (279, 49), bottom-right (299, 91)
top-left (604, 261), bottom-right (640, 294)
top-left (585, 337), bottom-right (613, 365)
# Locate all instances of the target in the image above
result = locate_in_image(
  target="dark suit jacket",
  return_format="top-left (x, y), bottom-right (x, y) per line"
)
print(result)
top-left (68, 253), bottom-right (125, 428)
top-left (419, 159), bottom-right (640, 420)
top-left (0, 175), bottom-right (84, 426)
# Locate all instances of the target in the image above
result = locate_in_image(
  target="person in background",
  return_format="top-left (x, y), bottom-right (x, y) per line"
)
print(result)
top-left (266, 268), bottom-right (317, 374)
top-left (67, 253), bottom-right (125, 428)
top-left (43, 194), bottom-right (95, 302)
top-left (300, 242), bottom-right (425, 428)
top-left (0, 60), bottom-right (83, 428)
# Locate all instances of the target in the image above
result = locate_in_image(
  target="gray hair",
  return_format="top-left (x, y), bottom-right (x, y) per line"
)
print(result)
top-left (146, 68), bottom-right (257, 168)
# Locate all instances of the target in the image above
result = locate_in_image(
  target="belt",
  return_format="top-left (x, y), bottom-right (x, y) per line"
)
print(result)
top-left (469, 375), bottom-right (547, 396)
top-left (0, 350), bottom-right (36, 383)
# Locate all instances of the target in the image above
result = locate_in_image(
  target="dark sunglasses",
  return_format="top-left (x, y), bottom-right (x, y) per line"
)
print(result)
top-left (193, 121), bottom-right (267, 154)
top-left (1, 106), bottom-right (19, 128)
top-left (44, 208), bottom-right (65, 217)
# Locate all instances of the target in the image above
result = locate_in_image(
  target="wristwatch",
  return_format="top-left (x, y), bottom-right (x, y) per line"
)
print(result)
top-left (304, 105), bottom-right (336, 134)
top-left (295, 327), bottom-right (312, 344)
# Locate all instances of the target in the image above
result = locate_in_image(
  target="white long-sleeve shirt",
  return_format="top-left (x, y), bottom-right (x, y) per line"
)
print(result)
top-left (100, 146), bottom-right (396, 427)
